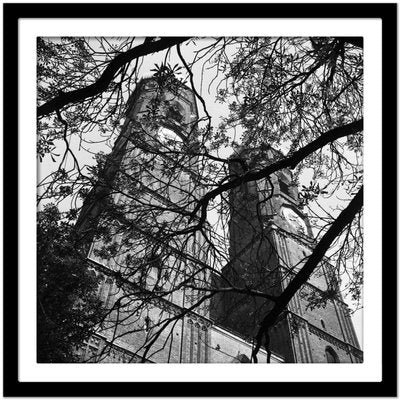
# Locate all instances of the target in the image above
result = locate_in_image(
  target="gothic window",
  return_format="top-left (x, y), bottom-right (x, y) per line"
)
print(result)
top-left (147, 252), bottom-right (163, 282)
top-left (256, 179), bottom-right (273, 199)
top-left (96, 274), bottom-right (105, 298)
top-left (104, 277), bottom-right (114, 308)
top-left (144, 316), bottom-right (152, 332)
top-left (325, 346), bottom-right (340, 363)
top-left (279, 180), bottom-right (291, 197)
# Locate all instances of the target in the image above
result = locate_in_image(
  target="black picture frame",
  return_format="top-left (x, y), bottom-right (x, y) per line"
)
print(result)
top-left (3, 2), bottom-right (396, 397)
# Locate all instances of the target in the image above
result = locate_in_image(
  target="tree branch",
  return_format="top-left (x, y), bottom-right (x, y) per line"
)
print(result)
top-left (251, 185), bottom-right (363, 362)
top-left (37, 37), bottom-right (190, 118)
top-left (189, 119), bottom-right (363, 226)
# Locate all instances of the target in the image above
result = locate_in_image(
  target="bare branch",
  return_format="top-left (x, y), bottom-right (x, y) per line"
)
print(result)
top-left (37, 37), bottom-right (190, 117)
top-left (189, 119), bottom-right (363, 227)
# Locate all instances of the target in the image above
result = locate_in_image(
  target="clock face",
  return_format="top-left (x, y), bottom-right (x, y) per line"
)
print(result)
top-left (158, 127), bottom-right (182, 144)
top-left (280, 206), bottom-right (307, 234)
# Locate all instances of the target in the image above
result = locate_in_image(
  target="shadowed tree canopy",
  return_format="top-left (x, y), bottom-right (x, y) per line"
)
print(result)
top-left (37, 36), bottom-right (363, 362)
top-left (37, 204), bottom-right (105, 362)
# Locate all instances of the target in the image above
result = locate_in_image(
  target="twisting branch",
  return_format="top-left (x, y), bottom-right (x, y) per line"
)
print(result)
top-left (188, 119), bottom-right (363, 227)
top-left (38, 37), bottom-right (190, 117)
top-left (176, 43), bottom-right (212, 130)
top-left (251, 185), bottom-right (363, 362)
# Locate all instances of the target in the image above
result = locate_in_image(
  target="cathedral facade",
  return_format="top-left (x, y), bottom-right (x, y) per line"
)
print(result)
top-left (76, 77), bottom-right (362, 364)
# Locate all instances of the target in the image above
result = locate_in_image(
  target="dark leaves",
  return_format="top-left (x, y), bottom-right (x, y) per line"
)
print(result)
top-left (37, 204), bottom-right (105, 362)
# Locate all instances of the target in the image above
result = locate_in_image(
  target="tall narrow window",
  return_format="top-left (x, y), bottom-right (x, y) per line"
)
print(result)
top-left (144, 316), bottom-right (152, 332)
top-left (279, 180), bottom-right (291, 197)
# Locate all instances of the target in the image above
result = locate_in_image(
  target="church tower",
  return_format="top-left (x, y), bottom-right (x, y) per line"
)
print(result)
top-left (211, 148), bottom-right (363, 363)
top-left (76, 75), bottom-right (215, 363)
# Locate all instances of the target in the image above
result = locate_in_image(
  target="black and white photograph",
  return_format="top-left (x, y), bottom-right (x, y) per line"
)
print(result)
top-left (36, 36), bottom-right (364, 365)
top-left (3, 2), bottom-right (396, 397)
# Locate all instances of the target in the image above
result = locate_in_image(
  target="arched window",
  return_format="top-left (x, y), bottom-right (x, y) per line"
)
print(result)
top-left (325, 346), bottom-right (340, 363)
